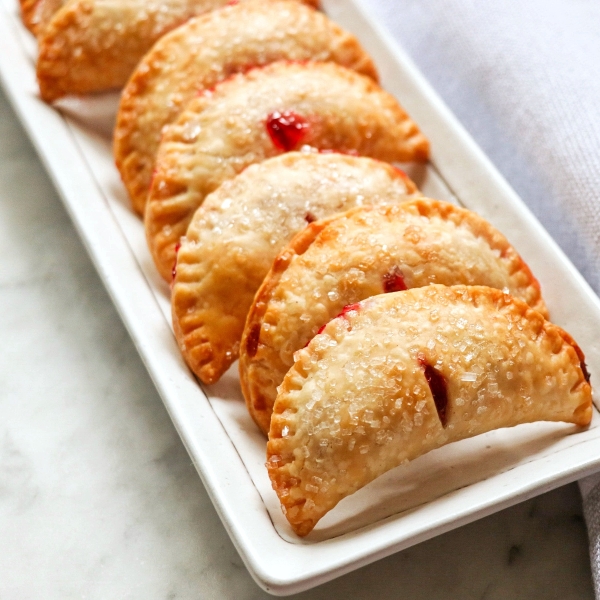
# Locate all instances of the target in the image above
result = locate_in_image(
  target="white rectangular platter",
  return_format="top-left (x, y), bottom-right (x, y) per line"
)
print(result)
top-left (2, 0), bottom-right (600, 594)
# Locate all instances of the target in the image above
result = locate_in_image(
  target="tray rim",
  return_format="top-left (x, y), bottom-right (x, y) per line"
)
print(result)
top-left (2, 0), bottom-right (600, 595)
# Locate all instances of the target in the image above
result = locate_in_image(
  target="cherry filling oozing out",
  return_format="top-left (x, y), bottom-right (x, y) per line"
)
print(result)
top-left (418, 353), bottom-right (448, 427)
top-left (338, 302), bottom-right (361, 318)
top-left (246, 323), bottom-right (261, 358)
top-left (304, 303), bottom-right (362, 348)
top-left (383, 266), bottom-right (407, 293)
top-left (171, 241), bottom-right (182, 281)
top-left (392, 165), bottom-right (409, 179)
top-left (266, 111), bottom-right (309, 151)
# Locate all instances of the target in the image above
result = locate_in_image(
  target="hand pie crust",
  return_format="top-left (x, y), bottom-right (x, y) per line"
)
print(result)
top-left (171, 152), bottom-right (420, 385)
top-left (20, 0), bottom-right (65, 35)
top-left (20, 0), bottom-right (40, 33)
top-left (267, 285), bottom-right (592, 536)
top-left (36, 0), bottom-right (321, 101)
top-left (114, 0), bottom-right (377, 215)
top-left (146, 61), bottom-right (429, 281)
top-left (241, 200), bottom-right (548, 434)
top-left (19, 0), bottom-right (39, 33)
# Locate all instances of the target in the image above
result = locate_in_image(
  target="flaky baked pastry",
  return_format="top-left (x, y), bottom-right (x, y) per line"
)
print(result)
top-left (36, 0), bottom-right (317, 101)
top-left (114, 0), bottom-right (377, 215)
top-left (19, 0), bottom-right (36, 31)
top-left (171, 152), bottom-right (420, 385)
top-left (146, 60), bottom-right (429, 280)
top-left (20, 0), bottom-right (65, 35)
top-left (267, 285), bottom-right (592, 536)
top-left (241, 200), bottom-right (548, 434)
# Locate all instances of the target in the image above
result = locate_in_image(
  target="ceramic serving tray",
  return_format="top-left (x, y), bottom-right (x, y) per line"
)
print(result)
top-left (2, 0), bottom-right (600, 594)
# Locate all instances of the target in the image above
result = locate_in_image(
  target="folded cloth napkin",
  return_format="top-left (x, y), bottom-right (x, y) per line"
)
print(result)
top-left (367, 0), bottom-right (600, 593)
top-left (583, 475), bottom-right (600, 595)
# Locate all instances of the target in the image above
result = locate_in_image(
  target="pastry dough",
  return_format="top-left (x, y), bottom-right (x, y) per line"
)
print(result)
top-left (241, 200), bottom-right (548, 434)
top-left (147, 61), bottom-right (429, 280)
top-left (267, 285), bottom-right (592, 536)
top-left (114, 0), bottom-right (377, 215)
top-left (20, 0), bottom-right (65, 35)
top-left (171, 152), bottom-right (420, 385)
top-left (36, 0), bottom-right (318, 101)
top-left (20, 0), bottom-right (39, 32)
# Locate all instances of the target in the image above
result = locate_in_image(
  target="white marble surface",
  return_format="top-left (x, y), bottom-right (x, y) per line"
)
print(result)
top-left (0, 62), bottom-right (595, 600)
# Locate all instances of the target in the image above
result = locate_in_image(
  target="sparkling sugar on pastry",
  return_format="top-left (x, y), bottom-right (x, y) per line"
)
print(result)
top-left (20, 0), bottom-right (66, 35)
top-left (114, 0), bottom-right (378, 215)
top-left (36, 0), bottom-right (318, 101)
top-left (267, 285), bottom-right (592, 536)
top-left (240, 200), bottom-right (548, 434)
top-left (145, 60), bottom-right (429, 281)
top-left (171, 152), bottom-right (420, 385)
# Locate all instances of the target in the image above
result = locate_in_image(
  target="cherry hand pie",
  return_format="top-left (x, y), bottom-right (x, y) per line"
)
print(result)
top-left (241, 200), bottom-right (548, 434)
top-left (146, 60), bottom-right (429, 281)
top-left (114, 0), bottom-right (377, 215)
top-left (267, 285), bottom-right (592, 536)
top-left (171, 152), bottom-right (420, 385)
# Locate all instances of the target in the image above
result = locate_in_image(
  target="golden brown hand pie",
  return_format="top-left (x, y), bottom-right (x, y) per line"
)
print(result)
top-left (114, 0), bottom-right (377, 215)
top-left (36, 0), bottom-right (318, 101)
top-left (171, 152), bottom-right (420, 385)
top-left (267, 285), bottom-right (592, 536)
top-left (147, 61), bottom-right (429, 281)
top-left (241, 200), bottom-right (548, 434)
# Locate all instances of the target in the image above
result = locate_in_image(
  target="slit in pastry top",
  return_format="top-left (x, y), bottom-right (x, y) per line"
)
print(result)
top-left (145, 60), bottom-right (429, 281)
top-left (267, 285), bottom-right (592, 537)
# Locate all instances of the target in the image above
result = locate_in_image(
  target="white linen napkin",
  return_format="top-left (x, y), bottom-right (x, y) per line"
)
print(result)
top-left (367, 0), bottom-right (600, 593)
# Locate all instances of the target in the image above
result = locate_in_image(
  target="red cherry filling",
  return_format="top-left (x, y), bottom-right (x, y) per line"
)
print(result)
top-left (171, 241), bottom-right (182, 282)
top-left (392, 165), bottom-right (409, 179)
top-left (338, 302), bottom-right (361, 318)
top-left (418, 354), bottom-right (448, 427)
top-left (304, 303), bottom-right (362, 348)
top-left (383, 266), bottom-right (407, 293)
top-left (246, 323), bottom-right (261, 358)
top-left (304, 211), bottom-right (317, 224)
top-left (266, 111), bottom-right (309, 151)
